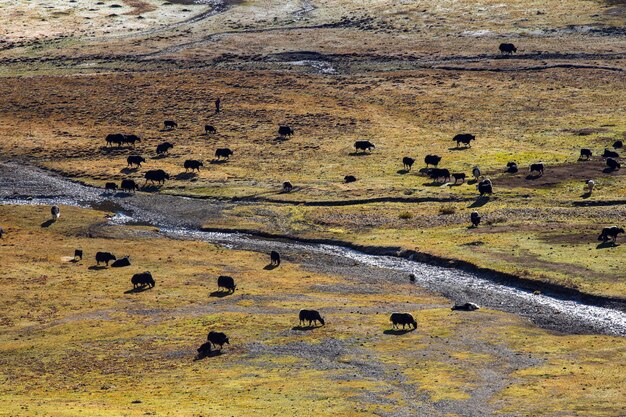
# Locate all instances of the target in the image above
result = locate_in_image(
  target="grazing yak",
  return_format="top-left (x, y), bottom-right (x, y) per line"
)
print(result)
top-left (205, 125), bottom-right (216, 134)
top-left (123, 134), bottom-right (141, 147)
top-left (607, 158), bottom-right (621, 171)
top-left (390, 312), bottom-right (417, 330)
top-left (131, 272), bottom-right (155, 288)
top-left (156, 142), bottom-right (174, 155)
top-left (270, 251), bottom-right (281, 266)
top-left (603, 148), bottom-right (619, 158)
top-left (344, 175), bottom-right (357, 183)
top-left (354, 140), bottom-right (375, 153)
top-left (299, 309), bottom-right (325, 327)
top-left (584, 179), bottom-right (595, 194)
top-left (111, 256), bottom-right (131, 267)
top-left (598, 226), bottom-right (625, 243)
top-left (127, 155), bottom-right (146, 168)
top-left (207, 331), bottom-right (229, 350)
top-left (506, 162), bottom-right (518, 173)
top-left (51, 205), bottom-right (60, 221)
top-left (529, 163), bottom-right (544, 176)
top-left (477, 179), bottom-right (493, 196)
top-left (95, 251), bottom-right (116, 266)
top-left (144, 169), bottom-right (170, 185)
top-left (452, 173), bottom-right (466, 184)
top-left (472, 166), bottom-right (481, 180)
top-left (184, 159), bottom-right (203, 172)
top-left (402, 157), bottom-right (415, 171)
top-left (283, 182), bottom-right (293, 192)
top-left (453, 133), bottom-right (475, 148)
top-left (105, 182), bottom-right (118, 193)
top-left (278, 125), bottom-right (294, 137)
top-left (428, 168), bottom-right (451, 183)
top-left (470, 211), bottom-right (481, 227)
top-left (74, 249), bottom-right (83, 260)
top-left (164, 120), bottom-right (178, 129)
top-left (215, 148), bottom-right (233, 160)
top-left (452, 302), bottom-right (480, 311)
top-left (580, 149), bottom-right (592, 160)
top-left (424, 154), bottom-right (441, 167)
top-left (499, 43), bottom-right (517, 54)
top-left (105, 133), bottom-right (125, 147)
top-left (614, 140), bottom-right (623, 149)
top-left (121, 179), bottom-right (139, 193)
top-left (217, 275), bottom-right (236, 293)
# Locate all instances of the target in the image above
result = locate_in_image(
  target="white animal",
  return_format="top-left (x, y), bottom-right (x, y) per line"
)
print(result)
top-left (585, 179), bottom-right (595, 194)
top-left (51, 205), bottom-right (60, 221)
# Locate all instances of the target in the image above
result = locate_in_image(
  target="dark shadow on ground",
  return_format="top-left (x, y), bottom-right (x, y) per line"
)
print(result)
top-left (526, 174), bottom-right (543, 180)
top-left (291, 325), bottom-right (321, 331)
top-left (468, 196), bottom-right (490, 208)
top-left (581, 191), bottom-right (592, 199)
top-left (194, 350), bottom-right (223, 361)
top-left (383, 328), bottom-right (416, 335)
top-left (175, 172), bottom-right (198, 180)
top-left (448, 146), bottom-right (470, 151)
top-left (88, 265), bottom-right (108, 270)
top-left (124, 286), bottom-right (152, 294)
top-left (264, 263), bottom-right (279, 270)
top-left (40, 219), bottom-right (56, 228)
top-left (397, 169), bottom-right (410, 175)
top-left (596, 241), bottom-right (619, 249)
top-left (120, 167), bottom-right (139, 174)
top-left (209, 290), bottom-right (234, 298)
top-left (210, 159), bottom-right (228, 164)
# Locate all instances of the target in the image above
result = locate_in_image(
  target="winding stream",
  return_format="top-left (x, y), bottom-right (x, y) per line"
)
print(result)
top-left (1, 163), bottom-right (625, 336)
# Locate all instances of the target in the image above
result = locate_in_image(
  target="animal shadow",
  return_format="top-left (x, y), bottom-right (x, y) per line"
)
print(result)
top-left (151, 154), bottom-right (168, 160)
top-left (397, 169), bottom-right (410, 175)
top-left (447, 182), bottom-right (463, 187)
top-left (124, 286), bottom-right (151, 294)
top-left (448, 146), bottom-right (469, 151)
top-left (383, 328), bottom-right (415, 335)
top-left (422, 181), bottom-right (445, 187)
top-left (348, 152), bottom-right (370, 157)
top-left (175, 172), bottom-right (198, 180)
top-left (40, 219), bottom-right (56, 228)
top-left (581, 192), bottom-right (592, 199)
top-left (469, 196), bottom-right (490, 208)
top-left (272, 136), bottom-right (289, 143)
top-left (210, 159), bottom-right (228, 164)
top-left (291, 325), bottom-right (319, 331)
top-left (141, 185), bottom-right (162, 193)
top-left (209, 290), bottom-right (233, 298)
top-left (596, 241), bottom-right (619, 249)
top-left (263, 263), bottom-right (279, 270)
top-left (120, 167), bottom-right (138, 174)
top-left (526, 174), bottom-right (542, 180)
top-left (467, 179), bottom-right (478, 185)
top-left (194, 350), bottom-right (223, 361)
top-left (603, 167), bottom-right (618, 174)
top-left (88, 265), bottom-right (108, 271)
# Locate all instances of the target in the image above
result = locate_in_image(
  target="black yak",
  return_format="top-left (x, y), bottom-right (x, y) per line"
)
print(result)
top-left (217, 275), bottom-right (236, 293)
top-left (121, 179), bottom-right (139, 193)
top-left (164, 120), bottom-right (178, 129)
top-left (144, 169), bottom-right (170, 185)
top-left (499, 43), bottom-right (517, 54)
top-left (205, 125), bottom-right (216, 134)
top-left (598, 226), bottom-right (625, 243)
top-left (127, 155), bottom-right (146, 168)
top-left (299, 309), bottom-right (325, 326)
top-left (506, 162), bottom-right (518, 173)
top-left (207, 331), bottom-right (229, 349)
top-left (344, 175), bottom-right (357, 183)
top-left (131, 272), bottom-right (155, 288)
top-left (579, 149), bottom-right (592, 160)
top-left (424, 154), bottom-right (441, 167)
top-left (603, 148), bottom-right (619, 158)
top-left (184, 159), bottom-right (203, 172)
top-left (215, 148), bottom-right (233, 160)
top-left (470, 211), bottom-right (481, 227)
top-left (354, 140), bottom-right (375, 152)
top-left (156, 142), bottom-right (174, 155)
top-left (452, 302), bottom-right (480, 311)
top-left (95, 251), bottom-right (116, 266)
top-left (452, 173), bottom-right (466, 184)
top-left (607, 158), bottom-right (621, 171)
top-left (105, 182), bottom-right (118, 193)
top-left (453, 133), bottom-right (475, 148)
top-left (283, 182), bottom-right (293, 192)
top-left (270, 251), bottom-right (281, 266)
top-left (529, 163), bottom-right (544, 176)
top-left (390, 312), bottom-right (417, 330)
top-left (477, 179), bottom-right (493, 196)
top-left (51, 205), bottom-right (60, 221)
top-left (402, 157), bottom-right (415, 171)
top-left (278, 125), bottom-right (294, 137)
top-left (105, 133), bottom-right (125, 147)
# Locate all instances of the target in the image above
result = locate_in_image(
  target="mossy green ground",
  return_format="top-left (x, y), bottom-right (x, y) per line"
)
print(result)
top-left (0, 205), bottom-right (625, 416)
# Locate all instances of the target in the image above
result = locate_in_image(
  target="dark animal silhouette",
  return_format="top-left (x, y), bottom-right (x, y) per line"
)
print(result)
top-left (105, 133), bottom-right (125, 147)
top-left (470, 211), bottom-right (481, 227)
top-left (270, 251), bottom-right (281, 266)
top-left (283, 182), bottom-right (293, 192)
top-left (598, 226), bottom-right (624, 243)
top-left (607, 158), bottom-right (621, 171)
top-left (215, 148), bottom-right (233, 160)
top-left (499, 43), bottom-right (517, 54)
top-left (452, 302), bottom-right (480, 311)
top-left (452, 173), bottom-right (466, 184)
top-left (602, 149), bottom-right (619, 158)
top-left (354, 140), bottom-right (375, 152)
top-left (197, 341), bottom-right (212, 356)
top-left (105, 182), bottom-right (118, 192)
top-left (122, 134), bottom-right (141, 147)
top-left (121, 179), bottom-right (139, 193)
top-left (402, 157), bottom-right (415, 171)
top-left (144, 169), bottom-right (170, 185)
top-left (131, 272), bottom-right (155, 288)
top-left (164, 120), bottom-right (178, 129)
top-left (613, 140), bottom-right (623, 149)
top-left (127, 155), bottom-right (146, 168)
top-left (453, 133), bottom-right (475, 148)
top-left (409, 274), bottom-right (415, 283)
top-left (278, 125), bottom-right (294, 137)
top-left (477, 179), bottom-right (493, 196)
top-left (51, 205), bottom-right (60, 221)
top-left (205, 125), bottom-right (216, 134)
top-left (344, 175), bottom-right (357, 183)
top-left (424, 154), bottom-right (441, 167)
top-left (0, 226), bottom-right (4, 239)
top-left (390, 312), bottom-right (417, 330)
top-left (156, 142), bottom-right (174, 155)
top-left (111, 257), bottom-right (131, 267)
top-left (580, 149), bottom-right (592, 160)
top-left (299, 309), bottom-right (325, 326)
top-left (472, 166), bottom-right (481, 180)
top-left (217, 275), bottom-right (236, 293)
top-left (207, 331), bottom-right (229, 349)
top-left (529, 163), bottom-right (544, 176)
top-left (506, 162), bottom-right (518, 173)
top-left (184, 159), bottom-right (203, 172)
top-left (95, 251), bottom-right (116, 266)
top-left (428, 168), bottom-right (450, 183)
top-left (74, 249), bottom-right (83, 260)
top-left (215, 97), bottom-right (221, 114)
